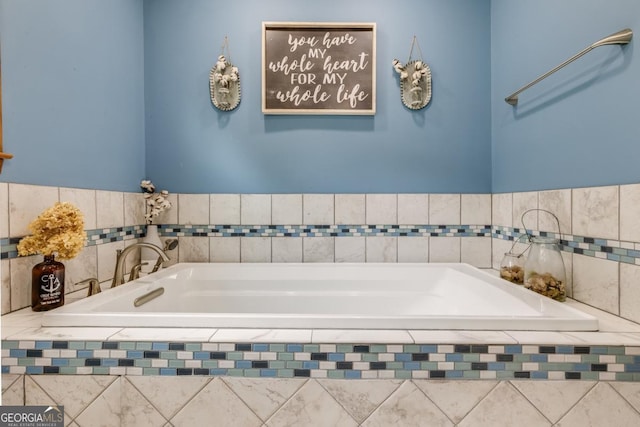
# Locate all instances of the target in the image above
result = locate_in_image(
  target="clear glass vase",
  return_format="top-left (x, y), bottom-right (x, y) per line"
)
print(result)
top-left (524, 236), bottom-right (566, 302)
top-left (500, 252), bottom-right (525, 284)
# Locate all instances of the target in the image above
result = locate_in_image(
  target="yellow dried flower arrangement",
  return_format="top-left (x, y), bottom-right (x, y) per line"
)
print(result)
top-left (17, 202), bottom-right (86, 260)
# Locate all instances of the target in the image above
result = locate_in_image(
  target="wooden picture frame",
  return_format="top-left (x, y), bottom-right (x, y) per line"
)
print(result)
top-left (262, 22), bottom-right (376, 115)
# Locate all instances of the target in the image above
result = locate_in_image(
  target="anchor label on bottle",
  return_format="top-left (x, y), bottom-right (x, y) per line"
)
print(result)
top-left (32, 256), bottom-right (65, 311)
top-left (40, 273), bottom-right (62, 295)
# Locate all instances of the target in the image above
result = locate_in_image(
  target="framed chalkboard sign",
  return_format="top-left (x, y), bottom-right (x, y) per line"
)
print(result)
top-left (262, 22), bottom-right (376, 115)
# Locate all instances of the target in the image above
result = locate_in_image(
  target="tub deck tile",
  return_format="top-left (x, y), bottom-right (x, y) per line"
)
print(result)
top-left (4, 327), bottom-right (123, 341)
top-left (109, 328), bottom-right (217, 342)
top-left (504, 331), bottom-right (585, 345)
top-left (409, 331), bottom-right (516, 344)
top-left (2, 326), bottom-right (36, 340)
top-left (564, 332), bottom-right (640, 346)
top-left (210, 329), bottom-right (313, 343)
top-left (312, 330), bottom-right (413, 344)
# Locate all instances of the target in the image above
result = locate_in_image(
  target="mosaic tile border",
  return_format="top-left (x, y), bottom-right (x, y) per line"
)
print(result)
top-left (1, 226), bottom-right (144, 260)
top-left (493, 226), bottom-right (640, 266)
top-left (2, 224), bottom-right (640, 266)
top-left (0, 224), bottom-right (492, 260)
top-left (158, 224), bottom-right (493, 238)
top-left (3, 341), bottom-right (640, 381)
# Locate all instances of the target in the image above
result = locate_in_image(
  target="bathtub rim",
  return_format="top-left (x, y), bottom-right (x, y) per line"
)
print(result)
top-left (41, 262), bottom-right (599, 331)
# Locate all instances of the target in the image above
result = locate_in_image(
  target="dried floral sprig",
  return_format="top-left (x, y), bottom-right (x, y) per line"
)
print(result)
top-left (392, 59), bottom-right (409, 80)
top-left (140, 179), bottom-right (172, 224)
top-left (392, 59), bottom-right (429, 86)
top-left (213, 55), bottom-right (239, 88)
top-left (17, 202), bottom-right (86, 260)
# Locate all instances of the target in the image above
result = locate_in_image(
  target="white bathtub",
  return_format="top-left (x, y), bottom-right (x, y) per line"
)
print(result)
top-left (42, 263), bottom-right (598, 331)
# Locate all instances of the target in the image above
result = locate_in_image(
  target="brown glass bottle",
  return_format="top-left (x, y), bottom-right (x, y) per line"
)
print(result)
top-left (31, 254), bottom-right (65, 311)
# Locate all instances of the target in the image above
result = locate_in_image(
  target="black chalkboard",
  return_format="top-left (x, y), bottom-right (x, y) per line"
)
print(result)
top-left (262, 22), bottom-right (376, 115)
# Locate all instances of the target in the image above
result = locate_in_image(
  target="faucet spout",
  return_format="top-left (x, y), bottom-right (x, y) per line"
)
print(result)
top-left (111, 242), bottom-right (170, 288)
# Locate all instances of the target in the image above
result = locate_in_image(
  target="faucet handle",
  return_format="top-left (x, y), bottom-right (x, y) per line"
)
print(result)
top-left (129, 262), bottom-right (149, 282)
top-left (151, 256), bottom-right (166, 273)
top-left (76, 278), bottom-right (101, 296)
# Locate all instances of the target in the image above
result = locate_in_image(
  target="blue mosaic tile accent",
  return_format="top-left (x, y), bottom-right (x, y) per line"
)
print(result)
top-left (85, 226), bottom-right (145, 246)
top-left (492, 226), bottom-right (640, 266)
top-left (0, 237), bottom-right (19, 260)
top-left (156, 224), bottom-right (493, 238)
top-left (1, 226), bottom-right (144, 260)
top-left (3, 223), bottom-right (639, 267)
top-left (2, 340), bottom-right (640, 380)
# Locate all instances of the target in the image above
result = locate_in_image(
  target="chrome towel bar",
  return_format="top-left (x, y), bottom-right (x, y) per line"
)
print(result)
top-left (505, 28), bottom-right (632, 106)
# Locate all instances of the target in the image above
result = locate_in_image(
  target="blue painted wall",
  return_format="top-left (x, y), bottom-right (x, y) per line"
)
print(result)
top-left (0, 0), bottom-right (145, 192)
top-left (6, 1), bottom-right (638, 195)
top-left (491, 0), bottom-right (640, 193)
top-left (143, 0), bottom-right (491, 194)
top-left (1, 0), bottom-right (492, 194)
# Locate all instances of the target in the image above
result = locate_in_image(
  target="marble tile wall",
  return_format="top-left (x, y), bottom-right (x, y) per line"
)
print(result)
top-left (172, 193), bottom-right (491, 265)
top-left (1, 183), bottom-right (147, 314)
top-left (0, 184), bottom-right (493, 313)
top-left (2, 182), bottom-right (640, 323)
top-left (3, 374), bottom-right (640, 426)
top-left (492, 184), bottom-right (640, 323)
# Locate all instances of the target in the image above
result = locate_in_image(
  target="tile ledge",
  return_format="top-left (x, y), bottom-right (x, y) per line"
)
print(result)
top-left (565, 299), bottom-right (640, 333)
top-left (2, 299), bottom-right (640, 344)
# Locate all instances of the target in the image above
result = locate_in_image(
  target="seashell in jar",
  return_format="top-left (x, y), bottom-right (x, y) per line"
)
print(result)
top-left (524, 271), bottom-right (566, 302)
top-left (500, 265), bottom-right (524, 284)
